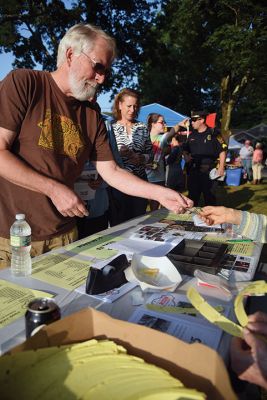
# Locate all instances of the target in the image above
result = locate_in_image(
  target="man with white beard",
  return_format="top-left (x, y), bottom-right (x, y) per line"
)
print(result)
top-left (0, 24), bottom-right (193, 268)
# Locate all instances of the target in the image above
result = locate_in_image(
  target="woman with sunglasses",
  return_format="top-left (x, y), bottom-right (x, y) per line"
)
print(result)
top-left (146, 113), bottom-right (179, 211)
top-left (109, 88), bottom-right (153, 224)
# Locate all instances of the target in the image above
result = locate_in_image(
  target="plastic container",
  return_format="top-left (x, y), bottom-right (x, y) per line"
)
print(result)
top-left (225, 167), bottom-right (242, 186)
top-left (10, 214), bottom-right (32, 276)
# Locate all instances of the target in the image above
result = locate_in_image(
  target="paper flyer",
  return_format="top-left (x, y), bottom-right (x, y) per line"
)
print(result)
top-left (158, 218), bottom-right (223, 233)
top-left (61, 234), bottom-right (121, 259)
top-left (218, 254), bottom-right (255, 280)
top-left (108, 238), bottom-right (176, 258)
top-left (32, 253), bottom-right (91, 290)
top-left (204, 235), bottom-right (255, 257)
top-left (128, 307), bottom-right (223, 350)
top-left (0, 279), bottom-right (53, 329)
top-left (228, 242), bottom-right (255, 257)
top-left (145, 292), bottom-right (227, 319)
top-left (130, 224), bottom-right (204, 243)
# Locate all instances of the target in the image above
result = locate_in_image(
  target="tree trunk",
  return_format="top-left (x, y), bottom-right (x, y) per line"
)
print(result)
top-left (220, 73), bottom-right (250, 143)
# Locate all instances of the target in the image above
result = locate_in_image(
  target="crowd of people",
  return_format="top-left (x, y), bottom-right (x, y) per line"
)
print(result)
top-left (0, 22), bottom-right (266, 394)
top-left (0, 23), bottom-right (193, 265)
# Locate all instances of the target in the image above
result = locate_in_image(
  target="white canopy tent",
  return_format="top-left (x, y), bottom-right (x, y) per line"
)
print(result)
top-left (228, 137), bottom-right (242, 149)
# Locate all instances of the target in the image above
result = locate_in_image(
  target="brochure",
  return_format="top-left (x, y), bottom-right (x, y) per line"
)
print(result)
top-left (129, 307), bottom-right (224, 350)
top-left (130, 224), bottom-right (204, 243)
top-left (128, 291), bottom-right (231, 350)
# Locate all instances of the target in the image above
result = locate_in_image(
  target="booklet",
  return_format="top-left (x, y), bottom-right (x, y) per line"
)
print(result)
top-left (128, 292), bottom-right (231, 350)
top-left (130, 224), bottom-right (204, 243)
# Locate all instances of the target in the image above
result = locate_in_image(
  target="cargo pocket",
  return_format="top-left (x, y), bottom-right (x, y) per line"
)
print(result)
top-left (0, 242), bottom-right (11, 269)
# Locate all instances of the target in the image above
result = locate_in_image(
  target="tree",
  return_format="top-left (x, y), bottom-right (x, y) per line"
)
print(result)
top-left (139, 0), bottom-right (267, 139)
top-left (0, 0), bottom-right (159, 94)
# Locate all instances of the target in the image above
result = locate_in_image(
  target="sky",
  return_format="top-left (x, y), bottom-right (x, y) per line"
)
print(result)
top-left (0, 51), bottom-right (113, 112)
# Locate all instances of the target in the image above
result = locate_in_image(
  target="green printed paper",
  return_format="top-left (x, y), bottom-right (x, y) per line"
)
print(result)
top-left (62, 234), bottom-right (120, 259)
top-left (32, 254), bottom-right (91, 290)
top-left (0, 279), bottom-right (53, 329)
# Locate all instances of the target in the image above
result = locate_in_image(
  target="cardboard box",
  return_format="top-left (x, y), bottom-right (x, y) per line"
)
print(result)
top-left (10, 308), bottom-right (237, 400)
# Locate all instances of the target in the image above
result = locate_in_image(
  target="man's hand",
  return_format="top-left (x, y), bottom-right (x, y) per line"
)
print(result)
top-left (155, 187), bottom-right (193, 213)
top-left (230, 312), bottom-right (267, 390)
top-left (49, 182), bottom-right (89, 218)
top-left (96, 159), bottom-right (193, 213)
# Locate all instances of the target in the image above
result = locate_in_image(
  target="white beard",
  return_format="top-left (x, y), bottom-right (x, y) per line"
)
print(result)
top-left (69, 70), bottom-right (99, 101)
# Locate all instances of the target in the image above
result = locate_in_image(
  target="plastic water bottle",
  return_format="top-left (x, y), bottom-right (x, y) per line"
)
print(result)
top-left (10, 214), bottom-right (32, 276)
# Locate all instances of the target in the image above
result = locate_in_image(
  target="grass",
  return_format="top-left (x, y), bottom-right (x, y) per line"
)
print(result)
top-left (215, 180), bottom-right (267, 215)
top-left (182, 171), bottom-right (267, 215)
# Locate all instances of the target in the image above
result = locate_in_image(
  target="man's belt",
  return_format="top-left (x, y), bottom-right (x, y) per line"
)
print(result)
top-left (191, 159), bottom-right (216, 169)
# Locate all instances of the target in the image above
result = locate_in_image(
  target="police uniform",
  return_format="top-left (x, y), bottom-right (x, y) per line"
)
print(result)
top-left (183, 127), bottom-right (226, 206)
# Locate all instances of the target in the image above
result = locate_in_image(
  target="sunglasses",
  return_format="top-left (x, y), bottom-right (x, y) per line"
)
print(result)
top-left (81, 52), bottom-right (110, 76)
top-left (157, 121), bottom-right (166, 125)
top-left (191, 117), bottom-right (202, 122)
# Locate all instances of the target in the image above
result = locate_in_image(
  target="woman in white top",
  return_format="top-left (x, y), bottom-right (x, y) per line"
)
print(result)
top-left (109, 88), bottom-right (153, 224)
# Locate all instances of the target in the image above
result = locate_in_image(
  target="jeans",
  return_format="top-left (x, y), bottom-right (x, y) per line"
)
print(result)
top-left (241, 159), bottom-right (253, 181)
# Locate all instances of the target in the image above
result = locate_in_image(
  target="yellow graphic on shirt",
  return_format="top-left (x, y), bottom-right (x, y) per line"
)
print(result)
top-left (38, 109), bottom-right (85, 159)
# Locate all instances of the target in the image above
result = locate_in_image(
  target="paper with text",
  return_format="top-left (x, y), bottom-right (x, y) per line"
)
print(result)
top-left (32, 253), bottom-right (91, 290)
top-left (0, 279), bottom-right (53, 329)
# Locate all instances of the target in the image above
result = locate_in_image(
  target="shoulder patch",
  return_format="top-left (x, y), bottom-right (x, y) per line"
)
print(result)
top-left (217, 135), bottom-right (225, 144)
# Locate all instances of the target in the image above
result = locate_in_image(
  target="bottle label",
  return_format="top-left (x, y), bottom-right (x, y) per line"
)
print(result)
top-left (10, 235), bottom-right (31, 247)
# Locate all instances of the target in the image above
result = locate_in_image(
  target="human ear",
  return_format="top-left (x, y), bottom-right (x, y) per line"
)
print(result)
top-left (66, 47), bottom-right (74, 66)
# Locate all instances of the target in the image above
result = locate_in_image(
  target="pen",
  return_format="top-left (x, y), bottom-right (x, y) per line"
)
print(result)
top-left (227, 239), bottom-right (253, 243)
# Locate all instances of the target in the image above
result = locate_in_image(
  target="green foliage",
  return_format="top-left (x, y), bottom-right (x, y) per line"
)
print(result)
top-left (0, 0), bottom-right (80, 69)
top-left (139, 0), bottom-right (267, 128)
top-left (0, 0), bottom-right (159, 91)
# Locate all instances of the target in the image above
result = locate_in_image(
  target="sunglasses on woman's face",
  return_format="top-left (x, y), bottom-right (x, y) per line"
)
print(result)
top-left (157, 120), bottom-right (166, 125)
top-left (191, 117), bottom-right (202, 122)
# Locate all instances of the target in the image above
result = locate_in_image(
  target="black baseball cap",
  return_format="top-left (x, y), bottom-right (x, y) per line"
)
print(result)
top-left (190, 110), bottom-right (208, 119)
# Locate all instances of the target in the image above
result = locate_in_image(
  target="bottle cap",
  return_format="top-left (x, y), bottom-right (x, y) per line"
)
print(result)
top-left (16, 213), bottom-right (25, 220)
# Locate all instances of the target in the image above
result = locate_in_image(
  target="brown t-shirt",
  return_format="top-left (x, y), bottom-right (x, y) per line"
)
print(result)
top-left (0, 69), bottom-right (113, 240)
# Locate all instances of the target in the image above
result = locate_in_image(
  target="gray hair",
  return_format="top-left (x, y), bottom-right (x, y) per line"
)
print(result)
top-left (57, 23), bottom-right (117, 67)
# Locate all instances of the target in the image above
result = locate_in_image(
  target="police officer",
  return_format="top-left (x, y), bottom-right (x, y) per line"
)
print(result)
top-left (182, 111), bottom-right (227, 206)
